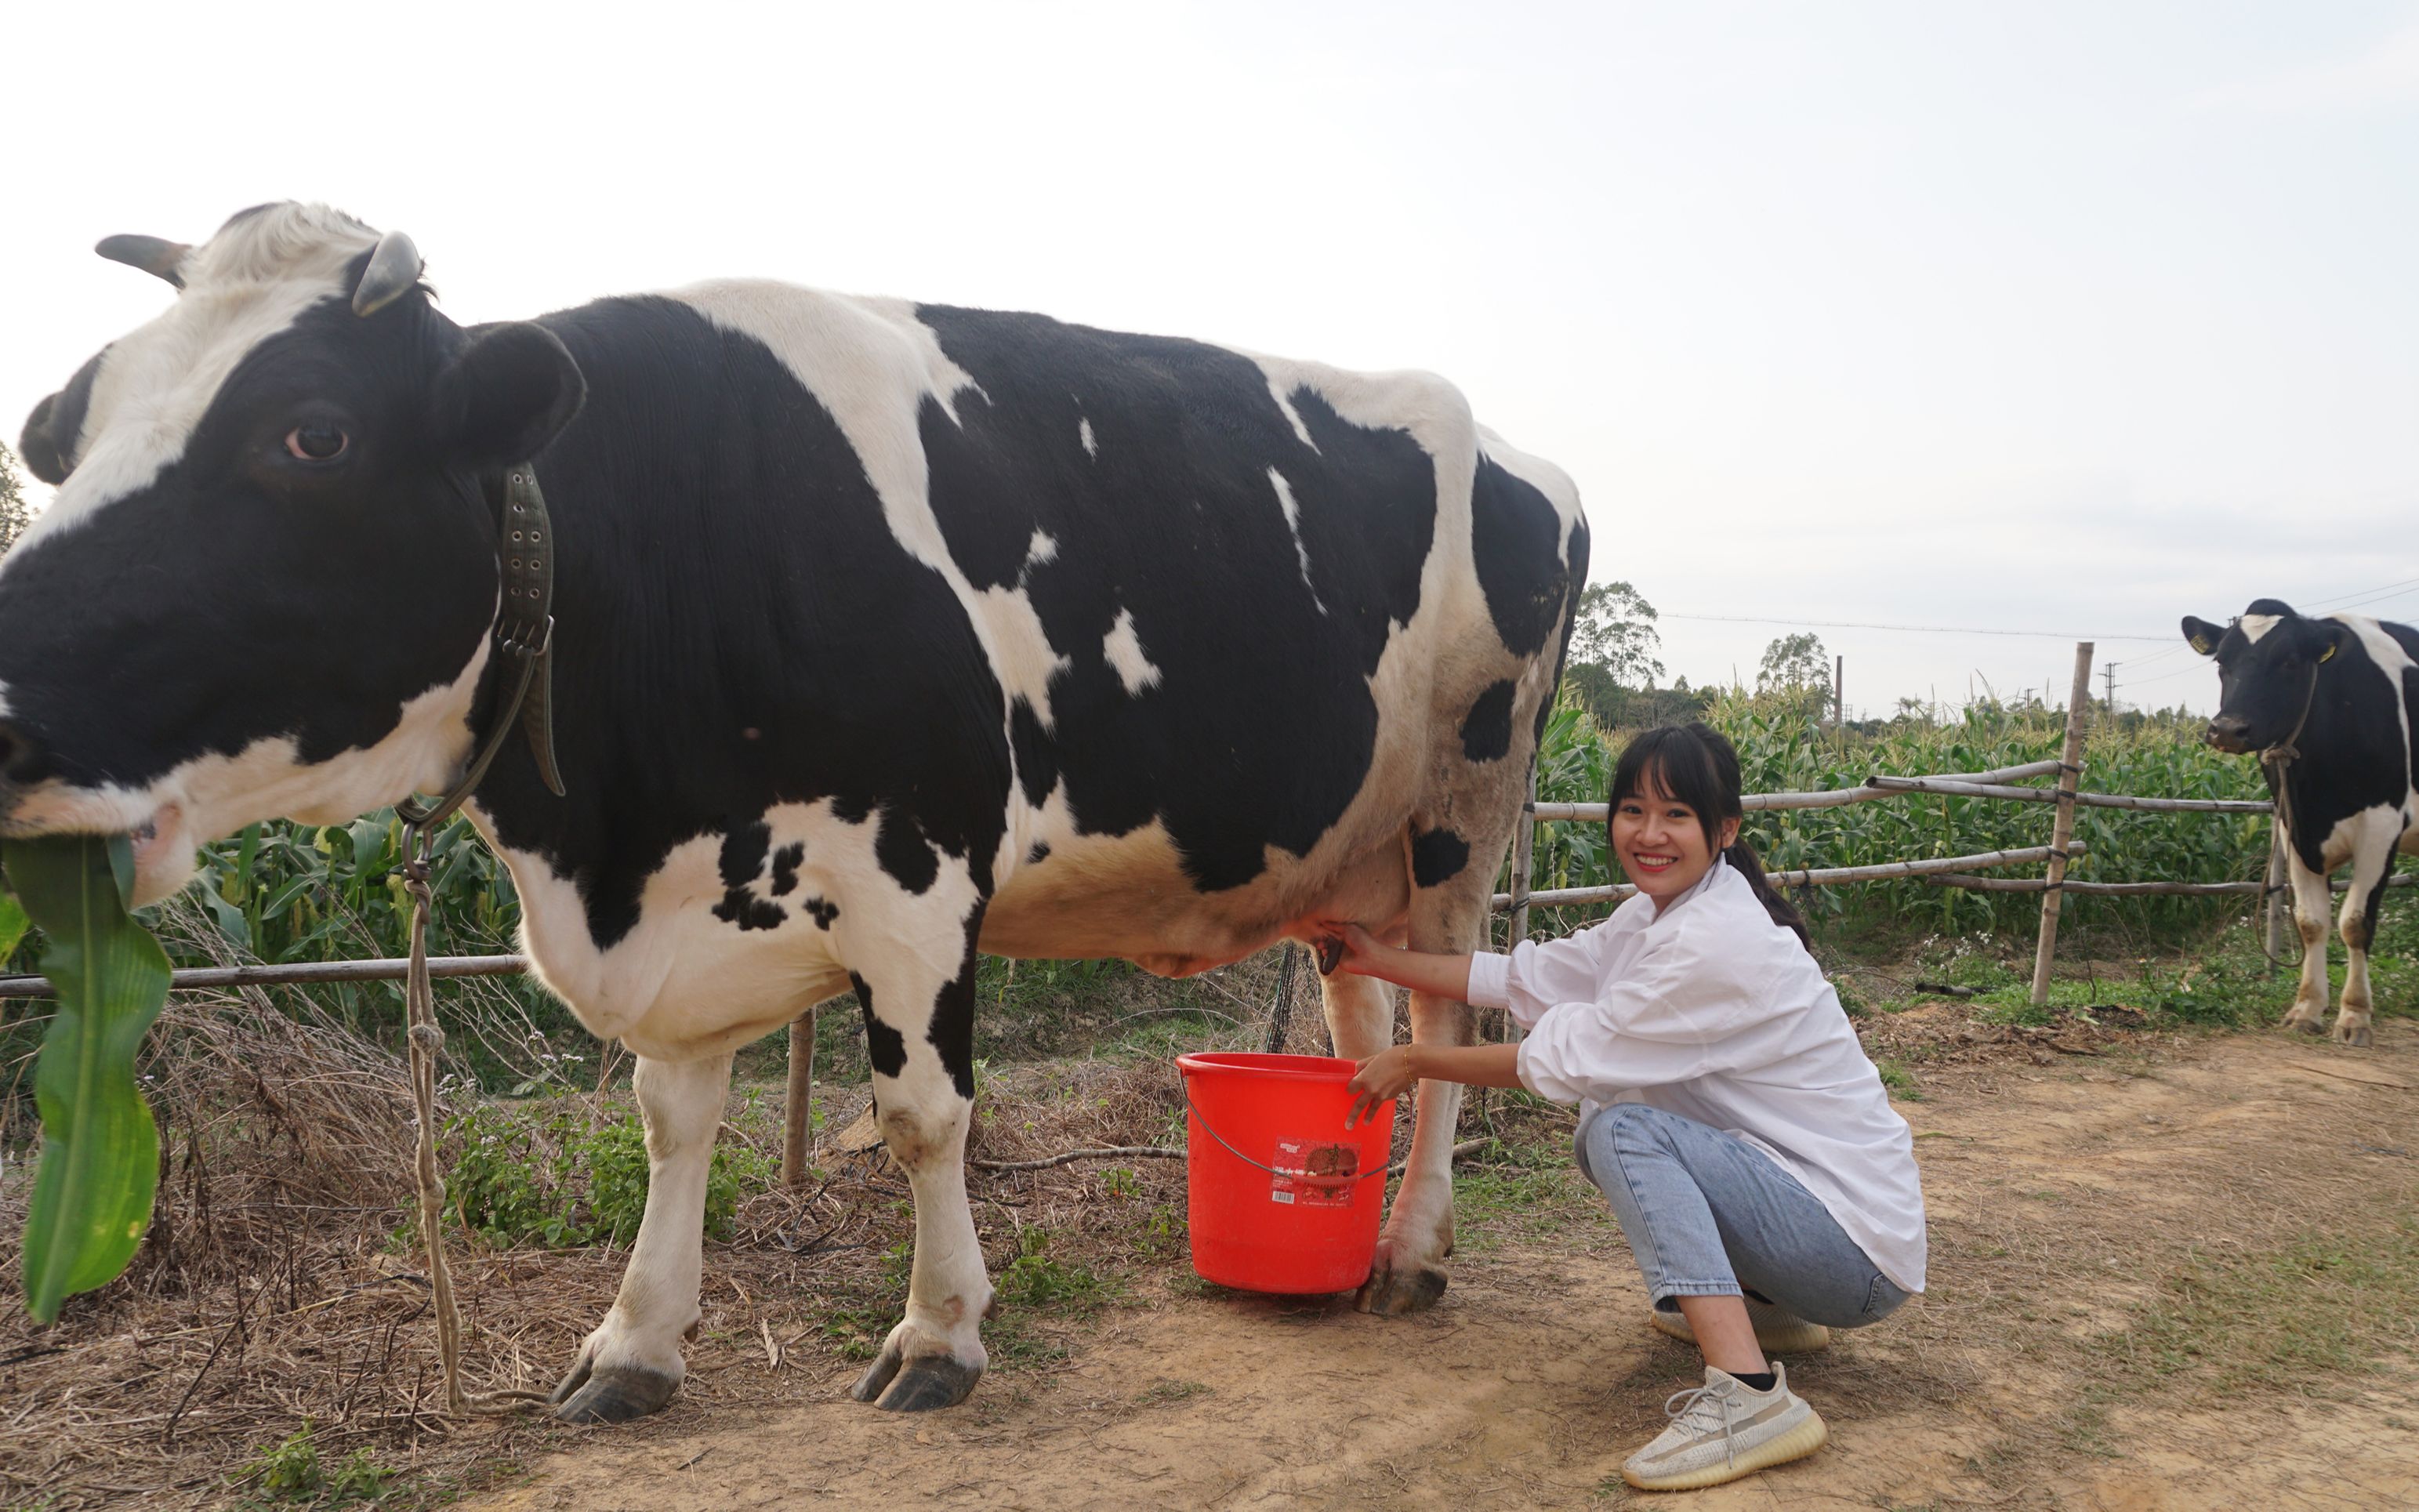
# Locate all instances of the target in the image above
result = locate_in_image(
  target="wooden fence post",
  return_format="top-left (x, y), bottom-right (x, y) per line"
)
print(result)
top-left (782, 1006), bottom-right (816, 1187)
top-left (1504, 763), bottom-right (1538, 1043)
top-left (2029, 643), bottom-right (2095, 1008)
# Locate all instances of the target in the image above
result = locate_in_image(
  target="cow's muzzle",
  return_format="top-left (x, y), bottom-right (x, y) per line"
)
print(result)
top-left (2203, 715), bottom-right (2253, 754)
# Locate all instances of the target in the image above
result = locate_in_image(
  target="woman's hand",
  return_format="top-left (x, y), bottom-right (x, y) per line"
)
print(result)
top-left (1318, 923), bottom-right (1389, 978)
top-left (1311, 926), bottom-right (1477, 1003)
top-left (1345, 1044), bottom-right (1422, 1129)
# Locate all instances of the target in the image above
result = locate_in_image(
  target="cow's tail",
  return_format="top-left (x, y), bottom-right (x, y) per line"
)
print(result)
top-left (1535, 511), bottom-right (1592, 746)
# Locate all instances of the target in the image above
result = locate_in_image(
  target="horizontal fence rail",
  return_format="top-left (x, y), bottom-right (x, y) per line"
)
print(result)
top-left (1924, 873), bottom-right (2417, 897)
top-left (1862, 776), bottom-right (2272, 814)
top-left (0, 954), bottom-right (530, 1000)
top-left (1491, 843), bottom-right (2087, 911)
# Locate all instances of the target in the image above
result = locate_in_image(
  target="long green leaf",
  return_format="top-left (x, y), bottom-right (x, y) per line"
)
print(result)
top-left (0, 892), bottom-right (26, 965)
top-left (2, 834), bottom-right (172, 1323)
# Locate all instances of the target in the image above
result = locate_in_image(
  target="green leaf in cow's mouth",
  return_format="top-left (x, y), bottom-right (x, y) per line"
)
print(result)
top-left (1, 833), bottom-right (172, 1323)
top-left (0, 891), bottom-right (27, 966)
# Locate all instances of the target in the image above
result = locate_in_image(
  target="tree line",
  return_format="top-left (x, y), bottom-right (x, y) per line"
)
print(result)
top-left (1558, 582), bottom-right (1838, 732)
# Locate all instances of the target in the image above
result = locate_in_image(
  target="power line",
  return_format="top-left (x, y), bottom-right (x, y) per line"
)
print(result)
top-left (2304, 574), bottom-right (2419, 611)
top-left (1658, 611), bottom-right (2176, 642)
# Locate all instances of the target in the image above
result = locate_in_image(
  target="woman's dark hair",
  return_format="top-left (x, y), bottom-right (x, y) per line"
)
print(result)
top-left (1608, 723), bottom-right (1811, 949)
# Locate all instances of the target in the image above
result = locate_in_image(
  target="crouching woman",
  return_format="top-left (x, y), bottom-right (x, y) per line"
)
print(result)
top-left (1326, 722), bottom-right (1926, 1492)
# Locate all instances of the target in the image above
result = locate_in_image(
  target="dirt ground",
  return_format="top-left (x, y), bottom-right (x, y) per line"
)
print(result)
top-left (460, 1021), bottom-right (2419, 1511)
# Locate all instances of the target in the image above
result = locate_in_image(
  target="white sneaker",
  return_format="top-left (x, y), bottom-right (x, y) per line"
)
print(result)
top-left (1621, 1362), bottom-right (1829, 1492)
top-left (1648, 1298), bottom-right (1830, 1354)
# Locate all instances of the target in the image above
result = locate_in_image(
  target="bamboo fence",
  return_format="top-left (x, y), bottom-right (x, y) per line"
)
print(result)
top-left (1494, 641), bottom-right (2368, 1011)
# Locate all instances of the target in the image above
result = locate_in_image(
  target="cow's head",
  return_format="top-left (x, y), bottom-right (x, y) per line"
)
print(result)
top-left (2181, 598), bottom-right (2345, 756)
top-left (0, 203), bottom-right (584, 905)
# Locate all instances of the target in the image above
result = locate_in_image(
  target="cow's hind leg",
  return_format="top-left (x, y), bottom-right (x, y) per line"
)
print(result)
top-left (1322, 970), bottom-right (1394, 1062)
top-left (1359, 804), bottom-right (1521, 1316)
top-left (2281, 848), bottom-right (2334, 1035)
top-left (550, 1050), bottom-right (734, 1423)
top-left (845, 903), bottom-right (993, 1411)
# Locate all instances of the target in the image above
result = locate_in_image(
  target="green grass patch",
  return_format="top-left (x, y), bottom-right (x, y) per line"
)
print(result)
top-left (230, 1424), bottom-right (400, 1508)
top-left (1875, 1057), bottom-right (1924, 1100)
top-left (445, 1094), bottom-right (777, 1249)
top-left (2087, 1218), bottom-right (2419, 1398)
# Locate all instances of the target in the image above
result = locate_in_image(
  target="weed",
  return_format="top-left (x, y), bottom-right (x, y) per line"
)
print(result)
top-left (997, 1228), bottom-right (1112, 1312)
top-left (1875, 1058), bottom-right (1923, 1100)
top-left (1136, 1378), bottom-right (1213, 1405)
top-left (446, 1097), bottom-right (776, 1249)
top-left (230, 1424), bottom-right (397, 1507)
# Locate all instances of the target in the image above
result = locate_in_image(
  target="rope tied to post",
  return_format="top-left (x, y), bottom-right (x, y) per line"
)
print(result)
top-left (399, 823), bottom-right (550, 1417)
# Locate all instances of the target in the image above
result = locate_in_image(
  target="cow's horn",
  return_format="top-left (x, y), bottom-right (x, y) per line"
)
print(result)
top-left (351, 229), bottom-right (424, 317)
top-left (95, 234), bottom-right (191, 289)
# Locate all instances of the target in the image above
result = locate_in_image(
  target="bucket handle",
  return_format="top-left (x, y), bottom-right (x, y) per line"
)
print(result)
top-left (1181, 1079), bottom-right (1395, 1189)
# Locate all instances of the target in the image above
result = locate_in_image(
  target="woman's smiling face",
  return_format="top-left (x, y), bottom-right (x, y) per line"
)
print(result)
top-left (1612, 767), bottom-right (1741, 907)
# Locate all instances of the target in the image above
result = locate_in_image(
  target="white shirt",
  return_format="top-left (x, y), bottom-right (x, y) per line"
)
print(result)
top-left (1465, 858), bottom-right (1927, 1293)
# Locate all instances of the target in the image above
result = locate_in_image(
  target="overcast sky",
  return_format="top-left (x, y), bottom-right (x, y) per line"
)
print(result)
top-left (5, 2), bottom-right (2413, 716)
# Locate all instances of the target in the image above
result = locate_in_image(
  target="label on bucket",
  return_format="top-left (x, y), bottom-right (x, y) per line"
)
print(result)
top-left (1270, 1137), bottom-right (1358, 1208)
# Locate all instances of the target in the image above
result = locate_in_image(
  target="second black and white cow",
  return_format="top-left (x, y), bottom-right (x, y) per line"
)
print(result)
top-left (2183, 600), bottom-right (2418, 1046)
top-left (0, 205), bottom-right (1587, 1420)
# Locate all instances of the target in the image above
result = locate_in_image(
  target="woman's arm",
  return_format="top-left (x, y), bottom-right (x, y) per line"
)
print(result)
top-left (1321, 923), bottom-right (1472, 1000)
top-left (1345, 1042), bottom-right (1525, 1128)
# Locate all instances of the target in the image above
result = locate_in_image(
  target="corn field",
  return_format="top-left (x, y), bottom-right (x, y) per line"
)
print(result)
top-left (1523, 688), bottom-right (2273, 941)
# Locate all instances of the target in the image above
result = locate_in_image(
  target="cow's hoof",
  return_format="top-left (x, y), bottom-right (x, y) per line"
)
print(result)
top-left (2335, 1019), bottom-right (2374, 1049)
top-left (850, 1349), bottom-right (981, 1412)
top-left (1356, 1261), bottom-right (1449, 1316)
top-left (2283, 1010), bottom-right (2327, 1036)
top-left (548, 1358), bottom-right (680, 1424)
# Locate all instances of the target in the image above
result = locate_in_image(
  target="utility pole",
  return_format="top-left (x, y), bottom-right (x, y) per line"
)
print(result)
top-left (1834, 654), bottom-right (1844, 730)
top-left (2104, 662), bottom-right (2116, 717)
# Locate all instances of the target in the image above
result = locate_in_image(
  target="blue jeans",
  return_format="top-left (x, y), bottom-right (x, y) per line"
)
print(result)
top-left (1577, 1102), bottom-right (1909, 1329)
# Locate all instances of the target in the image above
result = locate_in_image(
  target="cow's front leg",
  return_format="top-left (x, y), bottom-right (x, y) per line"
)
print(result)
top-left (1358, 854), bottom-right (1493, 1316)
top-left (2334, 844), bottom-right (2397, 1048)
top-left (846, 906), bottom-right (992, 1412)
top-left (2281, 848), bottom-right (2334, 1035)
top-left (550, 1050), bottom-right (733, 1423)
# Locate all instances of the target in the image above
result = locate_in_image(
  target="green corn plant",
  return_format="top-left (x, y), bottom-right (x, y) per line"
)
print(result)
top-left (1512, 683), bottom-right (2275, 941)
top-left (2, 834), bottom-right (172, 1323)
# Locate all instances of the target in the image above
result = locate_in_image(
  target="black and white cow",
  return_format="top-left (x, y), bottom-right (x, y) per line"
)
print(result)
top-left (0, 205), bottom-right (1587, 1420)
top-left (2183, 600), bottom-right (2418, 1047)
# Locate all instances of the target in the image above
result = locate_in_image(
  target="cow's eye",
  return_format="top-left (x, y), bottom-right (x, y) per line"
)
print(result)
top-left (285, 424), bottom-right (349, 462)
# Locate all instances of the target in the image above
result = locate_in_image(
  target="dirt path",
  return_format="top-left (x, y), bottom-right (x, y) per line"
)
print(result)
top-left (468, 1026), bottom-right (2419, 1510)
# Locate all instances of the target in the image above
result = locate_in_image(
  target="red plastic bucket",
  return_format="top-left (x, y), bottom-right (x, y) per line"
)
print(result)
top-left (1174, 1052), bottom-right (1396, 1294)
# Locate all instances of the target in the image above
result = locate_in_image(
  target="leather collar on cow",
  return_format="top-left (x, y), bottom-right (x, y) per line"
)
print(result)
top-left (396, 463), bottom-right (564, 832)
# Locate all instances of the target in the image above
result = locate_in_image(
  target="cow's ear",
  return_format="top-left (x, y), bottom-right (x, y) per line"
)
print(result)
top-left (18, 393), bottom-right (69, 486)
top-left (432, 322), bottom-right (586, 468)
top-left (2312, 620), bottom-right (2345, 664)
top-left (2181, 615), bottom-right (2224, 657)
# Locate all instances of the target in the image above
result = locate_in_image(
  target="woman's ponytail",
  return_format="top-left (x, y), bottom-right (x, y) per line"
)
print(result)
top-left (1721, 837), bottom-right (1811, 951)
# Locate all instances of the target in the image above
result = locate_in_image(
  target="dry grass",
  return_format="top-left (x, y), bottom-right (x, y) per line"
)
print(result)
top-left (0, 959), bottom-right (1396, 1511)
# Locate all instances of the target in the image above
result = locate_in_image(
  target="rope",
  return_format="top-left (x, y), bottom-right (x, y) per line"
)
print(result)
top-left (401, 824), bottom-right (542, 1418)
top-left (1180, 1079), bottom-right (1394, 1187)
